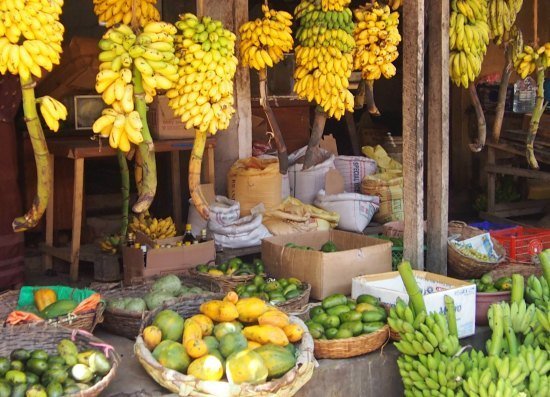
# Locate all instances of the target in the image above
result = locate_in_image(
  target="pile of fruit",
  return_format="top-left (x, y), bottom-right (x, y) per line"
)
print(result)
top-left (0, 339), bottom-right (111, 396)
top-left (195, 257), bottom-right (265, 277)
top-left (141, 294), bottom-right (305, 384)
top-left (305, 293), bottom-right (387, 340)
top-left (93, 0), bottom-right (160, 27)
top-left (19, 289), bottom-right (80, 320)
top-left (471, 273), bottom-right (512, 293)
top-left (285, 240), bottom-right (338, 252)
top-left (235, 276), bottom-right (306, 304)
top-left (129, 213), bottom-right (177, 241)
top-left (107, 275), bottom-right (206, 313)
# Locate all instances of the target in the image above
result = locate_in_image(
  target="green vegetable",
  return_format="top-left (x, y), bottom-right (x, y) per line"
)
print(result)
top-left (326, 305), bottom-right (350, 317)
top-left (362, 322), bottom-right (385, 333)
top-left (40, 300), bottom-right (78, 319)
top-left (361, 310), bottom-right (386, 323)
top-left (125, 298), bottom-right (147, 313)
top-left (356, 294), bottom-right (379, 306)
top-left (151, 274), bottom-right (182, 296)
top-left (340, 321), bottom-right (363, 336)
top-left (320, 241), bottom-right (337, 252)
top-left (334, 328), bottom-right (353, 339)
top-left (144, 291), bottom-right (175, 310)
top-left (321, 294), bottom-right (347, 309)
top-left (325, 327), bottom-right (339, 339)
top-left (309, 306), bottom-right (325, 318)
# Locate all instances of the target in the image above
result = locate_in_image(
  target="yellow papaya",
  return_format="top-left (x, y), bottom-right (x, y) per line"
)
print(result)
top-left (247, 340), bottom-right (262, 350)
top-left (200, 300), bottom-right (239, 322)
top-left (283, 324), bottom-right (304, 343)
top-left (226, 349), bottom-right (268, 385)
top-left (258, 310), bottom-right (290, 328)
top-left (187, 354), bottom-right (224, 381)
top-left (189, 314), bottom-right (214, 336)
top-left (223, 291), bottom-right (239, 304)
top-left (184, 338), bottom-right (209, 359)
top-left (243, 325), bottom-right (289, 346)
top-left (183, 320), bottom-right (203, 344)
top-left (235, 297), bottom-right (268, 323)
top-left (143, 325), bottom-right (162, 351)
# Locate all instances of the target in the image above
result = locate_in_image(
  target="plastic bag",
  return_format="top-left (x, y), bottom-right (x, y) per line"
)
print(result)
top-left (288, 146), bottom-right (335, 204)
top-left (208, 212), bottom-right (272, 249)
top-left (362, 145), bottom-right (402, 172)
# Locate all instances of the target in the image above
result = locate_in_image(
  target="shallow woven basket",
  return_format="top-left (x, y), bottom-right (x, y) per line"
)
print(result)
top-left (487, 262), bottom-right (543, 280)
top-left (0, 290), bottom-right (104, 332)
top-left (303, 303), bottom-right (390, 359)
top-left (447, 221), bottom-right (507, 279)
top-left (134, 306), bottom-right (316, 396)
top-left (0, 323), bottom-right (120, 397)
top-left (188, 268), bottom-right (257, 293)
top-left (95, 275), bottom-right (223, 339)
top-left (276, 284), bottom-right (311, 313)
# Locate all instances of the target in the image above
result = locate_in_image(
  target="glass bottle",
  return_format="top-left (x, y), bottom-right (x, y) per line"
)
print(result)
top-left (198, 229), bottom-right (209, 243)
top-left (182, 224), bottom-right (196, 246)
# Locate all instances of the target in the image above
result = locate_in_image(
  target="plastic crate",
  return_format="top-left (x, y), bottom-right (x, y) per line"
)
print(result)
top-left (490, 226), bottom-right (550, 263)
top-left (468, 221), bottom-right (515, 231)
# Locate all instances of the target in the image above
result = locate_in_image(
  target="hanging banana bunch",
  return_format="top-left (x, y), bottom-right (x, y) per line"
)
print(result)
top-left (93, 0), bottom-right (160, 28)
top-left (385, 0), bottom-right (403, 10)
top-left (0, 0), bottom-right (67, 232)
top-left (239, 2), bottom-right (294, 174)
top-left (353, 2), bottom-right (401, 116)
top-left (167, 14), bottom-right (238, 219)
top-left (487, 0), bottom-right (523, 45)
top-left (449, 0), bottom-right (490, 152)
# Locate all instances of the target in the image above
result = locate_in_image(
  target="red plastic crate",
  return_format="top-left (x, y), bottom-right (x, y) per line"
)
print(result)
top-left (490, 226), bottom-right (550, 263)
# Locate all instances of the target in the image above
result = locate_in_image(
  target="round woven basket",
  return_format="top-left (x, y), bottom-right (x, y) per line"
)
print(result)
top-left (276, 284), bottom-right (311, 313)
top-left (188, 268), bottom-right (257, 293)
top-left (0, 290), bottom-right (104, 332)
top-left (487, 262), bottom-right (543, 280)
top-left (0, 323), bottom-right (120, 397)
top-left (95, 275), bottom-right (223, 339)
top-left (134, 306), bottom-right (316, 396)
top-left (447, 221), bottom-right (507, 279)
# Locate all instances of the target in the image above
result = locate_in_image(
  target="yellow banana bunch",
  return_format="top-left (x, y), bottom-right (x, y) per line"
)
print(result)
top-left (0, 0), bottom-right (64, 79)
top-left (239, 4), bottom-right (294, 70)
top-left (38, 96), bottom-right (67, 132)
top-left (129, 21), bottom-right (179, 103)
top-left (129, 213), bottom-right (176, 240)
top-left (167, 14), bottom-right (238, 134)
top-left (449, 0), bottom-right (490, 88)
top-left (294, 0), bottom-right (355, 120)
top-left (353, 2), bottom-right (401, 81)
top-left (93, 0), bottom-right (160, 28)
top-left (98, 234), bottom-right (121, 254)
top-left (487, 0), bottom-right (523, 44)
top-left (386, 0), bottom-right (403, 10)
top-left (92, 108), bottom-right (144, 152)
top-left (320, 0), bottom-right (351, 12)
top-left (514, 43), bottom-right (550, 79)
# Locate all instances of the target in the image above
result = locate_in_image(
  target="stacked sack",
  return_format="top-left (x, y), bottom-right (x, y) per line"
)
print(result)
top-left (207, 196), bottom-right (271, 249)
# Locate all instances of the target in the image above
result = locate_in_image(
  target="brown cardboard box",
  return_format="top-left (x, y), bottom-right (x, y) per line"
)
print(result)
top-left (123, 234), bottom-right (215, 284)
top-left (261, 230), bottom-right (392, 300)
top-left (147, 95), bottom-right (195, 140)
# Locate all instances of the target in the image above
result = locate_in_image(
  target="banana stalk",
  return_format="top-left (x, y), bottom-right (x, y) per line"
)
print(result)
top-left (12, 76), bottom-right (51, 232)
top-left (468, 83), bottom-right (487, 152)
top-left (132, 67), bottom-right (157, 213)
top-left (365, 80), bottom-right (381, 116)
top-left (189, 129), bottom-right (209, 219)
top-left (540, 249), bottom-right (550, 286)
top-left (303, 108), bottom-right (328, 170)
top-left (398, 261), bottom-right (427, 315)
top-left (526, 59), bottom-right (547, 169)
top-left (134, 147), bottom-right (144, 196)
top-left (117, 150), bottom-right (129, 238)
top-left (488, 303), bottom-right (503, 356)
top-left (444, 295), bottom-right (458, 337)
top-left (491, 46), bottom-right (513, 143)
top-left (510, 274), bottom-right (524, 304)
top-left (259, 68), bottom-right (288, 174)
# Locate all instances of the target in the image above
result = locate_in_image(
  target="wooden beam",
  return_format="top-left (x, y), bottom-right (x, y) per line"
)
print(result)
top-left (402, 0), bottom-right (425, 269)
top-left (485, 164), bottom-right (550, 181)
top-left (427, 0), bottom-right (450, 275)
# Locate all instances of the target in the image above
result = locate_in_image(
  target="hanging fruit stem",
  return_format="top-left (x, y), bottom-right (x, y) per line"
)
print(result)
top-left (259, 68), bottom-right (288, 174)
top-left (397, 261), bottom-right (427, 315)
top-left (117, 150), bottom-right (129, 238)
top-left (467, 83), bottom-right (487, 152)
top-left (365, 80), bottom-right (381, 116)
top-left (303, 108), bottom-right (327, 170)
top-left (540, 249), bottom-right (550, 286)
top-left (134, 147), bottom-right (144, 196)
top-left (526, 60), bottom-right (546, 169)
top-left (12, 76), bottom-right (51, 232)
top-left (189, 129), bottom-right (209, 220)
top-left (491, 46), bottom-right (513, 143)
top-left (132, 67), bottom-right (157, 213)
top-left (444, 295), bottom-right (458, 337)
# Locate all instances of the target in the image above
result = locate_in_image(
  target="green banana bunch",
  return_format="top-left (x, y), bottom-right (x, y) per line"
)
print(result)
top-left (399, 352), bottom-right (466, 397)
top-left (462, 366), bottom-right (524, 396)
top-left (489, 300), bottom-right (537, 335)
top-left (487, 0), bottom-right (523, 44)
top-left (528, 372), bottom-right (549, 397)
top-left (293, 0), bottom-right (355, 120)
top-left (526, 274), bottom-right (550, 308)
top-left (449, 0), bottom-right (490, 88)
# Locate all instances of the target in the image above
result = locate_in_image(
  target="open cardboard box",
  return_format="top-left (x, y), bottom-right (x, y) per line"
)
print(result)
top-left (262, 229), bottom-right (392, 300)
top-left (352, 271), bottom-right (476, 338)
top-left (147, 95), bottom-right (195, 140)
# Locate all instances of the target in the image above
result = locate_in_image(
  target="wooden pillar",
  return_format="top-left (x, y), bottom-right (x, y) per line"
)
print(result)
top-left (402, 0), bottom-right (425, 269)
top-left (427, 1), bottom-right (450, 274)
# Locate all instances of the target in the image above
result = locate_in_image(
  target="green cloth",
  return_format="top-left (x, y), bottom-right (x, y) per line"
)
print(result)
top-left (16, 286), bottom-right (96, 309)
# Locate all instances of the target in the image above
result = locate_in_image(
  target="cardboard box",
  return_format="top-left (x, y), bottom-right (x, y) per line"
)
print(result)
top-left (147, 95), bottom-right (195, 140)
top-left (262, 230), bottom-right (392, 300)
top-left (352, 271), bottom-right (476, 338)
top-left (123, 235), bottom-right (215, 284)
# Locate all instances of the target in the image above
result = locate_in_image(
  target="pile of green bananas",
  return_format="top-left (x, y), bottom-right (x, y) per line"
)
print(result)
top-left (166, 14), bottom-right (237, 134)
top-left (449, 0), bottom-right (490, 88)
top-left (388, 298), bottom-right (460, 357)
top-left (353, 2), bottom-right (401, 81)
top-left (293, 0), bottom-right (355, 119)
top-left (239, 4), bottom-right (294, 70)
top-left (93, 0), bottom-right (159, 28)
top-left (487, 0), bottom-right (523, 44)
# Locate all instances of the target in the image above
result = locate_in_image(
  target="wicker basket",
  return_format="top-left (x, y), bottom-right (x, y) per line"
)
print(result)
top-left (134, 305), bottom-right (316, 396)
top-left (0, 323), bottom-right (120, 397)
top-left (487, 262), bottom-right (543, 280)
top-left (276, 284), bottom-right (311, 313)
top-left (0, 290), bottom-right (104, 332)
top-left (96, 275), bottom-right (223, 339)
top-left (188, 268), bottom-right (257, 292)
top-left (447, 221), bottom-right (507, 279)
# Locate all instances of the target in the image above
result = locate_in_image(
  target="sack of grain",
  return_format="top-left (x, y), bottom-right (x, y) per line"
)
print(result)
top-left (288, 146), bottom-right (335, 204)
top-left (361, 172), bottom-right (404, 223)
top-left (334, 156), bottom-right (377, 193)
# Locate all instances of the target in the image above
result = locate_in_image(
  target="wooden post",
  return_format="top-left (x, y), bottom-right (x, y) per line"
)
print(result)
top-left (427, 0), bottom-right (450, 274)
top-left (402, 0), bottom-right (425, 269)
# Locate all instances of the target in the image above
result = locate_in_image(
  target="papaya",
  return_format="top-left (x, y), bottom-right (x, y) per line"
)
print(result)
top-left (254, 344), bottom-right (296, 379)
top-left (152, 340), bottom-right (190, 373)
top-left (225, 349), bottom-right (268, 385)
top-left (143, 326), bottom-right (162, 351)
top-left (235, 297), bottom-right (268, 323)
top-left (188, 315), bottom-right (213, 336)
top-left (213, 321), bottom-right (243, 340)
top-left (183, 320), bottom-right (208, 358)
top-left (203, 336), bottom-right (219, 352)
top-left (184, 339), bottom-right (208, 359)
top-left (243, 325), bottom-right (289, 346)
top-left (219, 332), bottom-right (248, 358)
top-left (200, 300), bottom-right (239, 322)
top-left (223, 291), bottom-right (239, 304)
top-left (283, 324), bottom-right (304, 342)
top-left (153, 310), bottom-right (185, 341)
top-left (187, 355), bottom-right (224, 381)
top-left (40, 300), bottom-right (78, 319)
top-left (258, 310), bottom-right (290, 328)
top-left (247, 341), bottom-right (262, 350)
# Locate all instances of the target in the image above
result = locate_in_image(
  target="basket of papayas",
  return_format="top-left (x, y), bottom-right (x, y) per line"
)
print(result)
top-left (189, 257), bottom-right (266, 292)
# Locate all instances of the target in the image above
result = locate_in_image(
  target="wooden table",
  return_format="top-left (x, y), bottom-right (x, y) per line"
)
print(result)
top-left (42, 137), bottom-right (216, 281)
